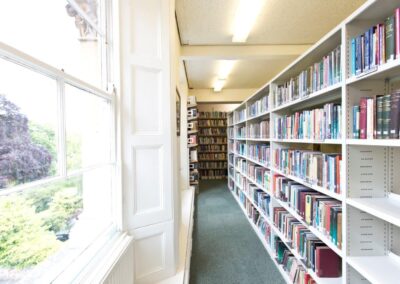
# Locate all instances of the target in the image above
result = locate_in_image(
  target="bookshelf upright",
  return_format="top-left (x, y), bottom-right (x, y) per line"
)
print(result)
top-left (187, 96), bottom-right (199, 189)
top-left (227, 1), bottom-right (400, 283)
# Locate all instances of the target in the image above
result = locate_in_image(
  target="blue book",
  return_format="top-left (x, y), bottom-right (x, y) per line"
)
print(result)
top-left (356, 36), bottom-right (362, 75)
top-left (353, 105), bottom-right (360, 138)
top-left (369, 27), bottom-right (374, 68)
top-left (351, 38), bottom-right (356, 76)
top-left (365, 31), bottom-right (370, 71)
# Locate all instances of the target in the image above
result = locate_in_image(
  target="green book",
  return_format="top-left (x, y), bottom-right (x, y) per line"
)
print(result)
top-left (386, 15), bottom-right (395, 62)
top-left (382, 94), bottom-right (391, 139)
top-left (376, 96), bottom-right (384, 139)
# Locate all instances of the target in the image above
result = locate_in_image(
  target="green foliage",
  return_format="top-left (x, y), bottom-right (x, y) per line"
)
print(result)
top-left (0, 195), bottom-right (60, 269)
top-left (66, 135), bottom-right (82, 171)
top-left (41, 187), bottom-right (83, 233)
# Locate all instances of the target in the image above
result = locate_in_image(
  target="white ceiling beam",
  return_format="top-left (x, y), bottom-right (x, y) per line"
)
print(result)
top-left (180, 44), bottom-right (312, 60)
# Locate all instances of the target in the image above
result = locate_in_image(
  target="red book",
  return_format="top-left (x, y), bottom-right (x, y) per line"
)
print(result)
top-left (315, 247), bottom-right (341, 277)
top-left (396, 8), bottom-right (400, 58)
top-left (359, 97), bottom-right (368, 139)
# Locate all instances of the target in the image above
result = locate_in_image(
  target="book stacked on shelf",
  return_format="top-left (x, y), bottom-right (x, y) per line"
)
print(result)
top-left (234, 108), bottom-right (246, 123)
top-left (350, 7), bottom-right (400, 77)
top-left (187, 108), bottom-right (198, 119)
top-left (199, 153), bottom-right (226, 161)
top-left (201, 169), bottom-right (227, 180)
top-left (273, 45), bottom-right (341, 108)
top-left (248, 120), bottom-right (270, 139)
top-left (274, 239), bottom-right (315, 283)
top-left (235, 141), bottom-right (247, 156)
top-left (248, 144), bottom-right (270, 166)
top-left (274, 103), bottom-right (342, 140)
top-left (200, 161), bottom-right (227, 169)
top-left (200, 145), bottom-right (227, 152)
top-left (247, 162), bottom-right (270, 189)
top-left (228, 127), bottom-right (234, 139)
top-left (273, 148), bottom-right (342, 194)
top-left (228, 140), bottom-right (234, 152)
top-left (199, 137), bottom-right (227, 144)
top-left (273, 208), bottom-right (342, 277)
top-left (188, 134), bottom-right (197, 145)
top-left (248, 95), bottom-right (269, 117)
top-left (245, 182), bottom-right (271, 216)
top-left (228, 176), bottom-right (234, 190)
top-left (228, 153), bottom-right (234, 165)
top-left (199, 111), bottom-right (227, 119)
top-left (199, 128), bottom-right (227, 136)
top-left (198, 119), bottom-right (227, 127)
top-left (272, 175), bottom-right (343, 249)
top-left (352, 91), bottom-right (400, 139)
top-left (235, 125), bottom-right (247, 138)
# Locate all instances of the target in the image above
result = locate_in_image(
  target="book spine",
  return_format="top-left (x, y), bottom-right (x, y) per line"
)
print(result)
top-left (377, 96), bottom-right (383, 139)
top-left (386, 15), bottom-right (395, 62)
top-left (383, 94), bottom-right (391, 139)
top-left (367, 98), bottom-right (374, 139)
top-left (356, 36), bottom-right (361, 75)
top-left (365, 31), bottom-right (370, 71)
top-left (353, 106), bottom-right (360, 139)
top-left (396, 8), bottom-right (400, 59)
top-left (390, 92), bottom-right (400, 139)
top-left (360, 98), bottom-right (368, 139)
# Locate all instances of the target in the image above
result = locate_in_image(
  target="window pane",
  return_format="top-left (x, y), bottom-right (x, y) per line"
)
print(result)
top-left (65, 84), bottom-right (111, 171)
top-left (0, 58), bottom-right (58, 189)
top-left (0, 166), bottom-right (113, 282)
top-left (0, 0), bottom-right (104, 88)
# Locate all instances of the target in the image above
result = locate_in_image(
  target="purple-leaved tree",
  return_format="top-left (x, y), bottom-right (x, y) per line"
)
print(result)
top-left (0, 95), bottom-right (52, 189)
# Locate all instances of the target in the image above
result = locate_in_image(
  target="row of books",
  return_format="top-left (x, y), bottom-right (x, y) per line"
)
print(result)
top-left (272, 175), bottom-right (342, 249)
top-left (248, 144), bottom-right (270, 166)
top-left (235, 142), bottom-right (247, 156)
top-left (199, 111), bottom-right (227, 119)
top-left (352, 92), bottom-right (400, 139)
top-left (248, 95), bottom-right (269, 117)
top-left (234, 108), bottom-right (246, 123)
top-left (199, 169), bottom-right (227, 179)
top-left (272, 149), bottom-right (342, 194)
top-left (189, 150), bottom-right (198, 162)
top-left (228, 154), bottom-right (234, 165)
top-left (247, 162), bottom-right (270, 190)
top-left (248, 120), bottom-right (270, 139)
top-left (199, 145), bottom-right (227, 152)
top-left (274, 239), bottom-right (315, 283)
top-left (273, 45), bottom-right (341, 108)
top-left (273, 208), bottom-right (341, 277)
top-left (228, 166), bottom-right (234, 177)
top-left (228, 141), bottom-right (234, 152)
top-left (235, 125), bottom-right (247, 138)
top-left (199, 128), bottom-right (227, 136)
top-left (228, 175), bottom-right (234, 189)
top-left (199, 161), bottom-right (227, 169)
top-left (235, 183), bottom-right (319, 283)
top-left (199, 153), bottom-right (226, 160)
top-left (188, 135), bottom-right (197, 145)
top-left (273, 103), bottom-right (342, 140)
top-left (228, 127), bottom-right (234, 138)
top-left (188, 121), bottom-right (198, 131)
top-left (187, 108), bottom-right (198, 118)
top-left (350, 8), bottom-right (400, 77)
top-left (199, 137), bottom-right (227, 144)
top-left (198, 119), bottom-right (227, 127)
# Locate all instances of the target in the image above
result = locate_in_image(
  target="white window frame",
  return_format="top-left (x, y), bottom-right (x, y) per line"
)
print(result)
top-left (0, 0), bottom-right (123, 281)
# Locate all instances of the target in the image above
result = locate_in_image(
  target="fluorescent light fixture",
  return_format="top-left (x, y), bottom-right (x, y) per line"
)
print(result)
top-left (232, 0), bottom-right (265, 42)
top-left (218, 60), bottom-right (236, 79)
top-left (213, 79), bottom-right (226, 92)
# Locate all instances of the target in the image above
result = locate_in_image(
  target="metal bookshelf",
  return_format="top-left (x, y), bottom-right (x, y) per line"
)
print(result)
top-left (228, 1), bottom-right (400, 283)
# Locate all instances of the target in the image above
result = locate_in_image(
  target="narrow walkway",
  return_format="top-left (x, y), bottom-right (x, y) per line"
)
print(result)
top-left (190, 180), bottom-right (285, 284)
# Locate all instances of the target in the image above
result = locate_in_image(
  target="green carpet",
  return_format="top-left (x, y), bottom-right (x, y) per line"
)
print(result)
top-left (190, 180), bottom-right (286, 284)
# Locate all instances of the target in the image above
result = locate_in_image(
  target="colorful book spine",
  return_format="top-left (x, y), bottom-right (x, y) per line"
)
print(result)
top-left (353, 105), bottom-right (360, 139)
top-left (390, 91), bottom-right (400, 138)
top-left (396, 8), bottom-right (400, 58)
top-left (383, 94), bottom-right (391, 139)
top-left (359, 98), bottom-right (368, 139)
top-left (386, 15), bottom-right (395, 62)
top-left (376, 96), bottom-right (384, 139)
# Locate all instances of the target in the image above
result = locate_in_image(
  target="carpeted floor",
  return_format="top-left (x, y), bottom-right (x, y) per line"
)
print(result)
top-left (189, 180), bottom-right (286, 284)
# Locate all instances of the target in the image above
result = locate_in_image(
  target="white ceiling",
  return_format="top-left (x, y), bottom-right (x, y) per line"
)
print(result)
top-left (176, 0), bottom-right (366, 89)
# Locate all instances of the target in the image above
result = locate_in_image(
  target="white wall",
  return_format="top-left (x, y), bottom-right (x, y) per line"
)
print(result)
top-left (189, 88), bottom-right (257, 103)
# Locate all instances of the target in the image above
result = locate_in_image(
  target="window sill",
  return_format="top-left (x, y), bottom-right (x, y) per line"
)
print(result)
top-left (53, 228), bottom-right (133, 283)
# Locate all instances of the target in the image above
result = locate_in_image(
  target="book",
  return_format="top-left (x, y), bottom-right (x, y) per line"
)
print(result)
top-left (376, 96), bottom-right (384, 139)
top-left (396, 8), bottom-right (400, 58)
top-left (390, 91), bottom-right (400, 138)
top-left (386, 15), bottom-right (395, 62)
top-left (359, 97), bottom-right (368, 139)
top-left (383, 94), bottom-right (391, 138)
top-left (353, 105), bottom-right (360, 138)
top-left (315, 247), bottom-right (341, 277)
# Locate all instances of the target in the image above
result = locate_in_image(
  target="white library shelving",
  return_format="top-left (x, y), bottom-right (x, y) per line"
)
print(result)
top-left (227, 1), bottom-right (400, 283)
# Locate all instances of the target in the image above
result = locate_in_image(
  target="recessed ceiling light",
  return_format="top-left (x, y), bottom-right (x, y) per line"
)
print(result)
top-left (213, 79), bottom-right (226, 92)
top-left (232, 0), bottom-right (265, 43)
top-left (218, 60), bottom-right (236, 79)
